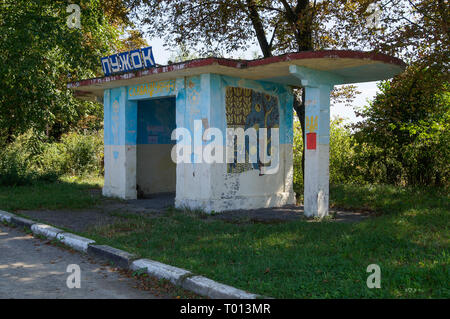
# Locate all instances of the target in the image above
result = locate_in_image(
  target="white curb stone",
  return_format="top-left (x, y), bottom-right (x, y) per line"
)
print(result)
top-left (0, 209), bottom-right (263, 299)
top-left (56, 232), bottom-right (95, 252)
top-left (31, 223), bottom-right (63, 239)
top-left (0, 210), bottom-right (14, 223)
top-left (182, 275), bottom-right (258, 299)
top-left (130, 259), bottom-right (191, 285)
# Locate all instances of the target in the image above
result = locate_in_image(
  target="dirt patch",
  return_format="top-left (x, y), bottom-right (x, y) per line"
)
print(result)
top-left (209, 204), bottom-right (373, 224)
top-left (17, 192), bottom-right (374, 232)
top-left (17, 194), bottom-right (174, 232)
top-left (17, 209), bottom-right (122, 233)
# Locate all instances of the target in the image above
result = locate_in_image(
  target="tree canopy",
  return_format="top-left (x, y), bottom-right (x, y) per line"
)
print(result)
top-left (130, 0), bottom-right (448, 70)
top-left (0, 0), bottom-right (145, 141)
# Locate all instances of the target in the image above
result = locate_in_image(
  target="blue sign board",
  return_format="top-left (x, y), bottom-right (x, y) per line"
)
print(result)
top-left (101, 46), bottom-right (156, 76)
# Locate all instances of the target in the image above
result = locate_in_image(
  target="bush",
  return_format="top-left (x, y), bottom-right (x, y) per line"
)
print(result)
top-left (293, 118), bottom-right (362, 191)
top-left (0, 130), bottom-right (58, 186)
top-left (0, 129), bottom-right (103, 186)
top-left (59, 131), bottom-right (103, 176)
top-left (353, 66), bottom-right (449, 187)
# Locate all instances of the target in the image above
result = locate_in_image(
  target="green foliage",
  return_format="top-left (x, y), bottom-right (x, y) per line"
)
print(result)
top-left (329, 118), bottom-right (359, 184)
top-left (84, 185), bottom-right (449, 298)
top-left (293, 119), bottom-right (303, 188)
top-left (294, 118), bottom-right (362, 189)
top-left (0, 130), bottom-right (58, 186)
top-left (58, 131), bottom-right (104, 176)
top-left (0, 0), bottom-right (120, 140)
top-left (0, 130), bottom-right (104, 186)
top-left (353, 65), bottom-right (449, 186)
top-left (293, 65), bottom-right (449, 189)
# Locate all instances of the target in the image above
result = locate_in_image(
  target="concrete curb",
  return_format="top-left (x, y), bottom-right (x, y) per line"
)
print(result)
top-left (0, 210), bottom-right (14, 223)
top-left (10, 216), bottom-right (35, 229)
top-left (88, 245), bottom-right (136, 269)
top-left (1, 210), bottom-right (264, 299)
top-left (56, 232), bottom-right (95, 252)
top-left (130, 259), bottom-right (192, 285)
top-left (181, 275), bottom-right (258, 299)
top-left (31, 223), bottom-right (63, 239)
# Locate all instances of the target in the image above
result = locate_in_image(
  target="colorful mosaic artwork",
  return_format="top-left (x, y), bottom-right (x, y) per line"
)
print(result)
top-left (225, 87), bottom-right (279, 174)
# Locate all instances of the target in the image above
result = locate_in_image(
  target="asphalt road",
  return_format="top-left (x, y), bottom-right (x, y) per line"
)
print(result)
top-left (0, 224), bottom-right (161, 299)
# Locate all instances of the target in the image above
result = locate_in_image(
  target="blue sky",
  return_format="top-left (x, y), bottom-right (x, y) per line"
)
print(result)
top-left (147, 37), bottom-right (380, 125)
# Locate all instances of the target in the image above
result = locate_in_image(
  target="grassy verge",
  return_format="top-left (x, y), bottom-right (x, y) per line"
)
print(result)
top-left (84, 184), bottom-right (449, 298)
top-left (1, 178), bottom-right (448, 298)
top-left (0, 175), bottom-right (103, 211)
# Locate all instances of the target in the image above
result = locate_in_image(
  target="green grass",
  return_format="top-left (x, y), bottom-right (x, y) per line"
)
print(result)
top-left (1, 178), bottom-right (448, 298)
top-left (0, 175), bottom-right (103, 211)
top-left (84, 184), bottom-right (449, 298)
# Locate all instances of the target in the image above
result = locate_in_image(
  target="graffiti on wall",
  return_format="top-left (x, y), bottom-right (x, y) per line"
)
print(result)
top-left (128, 80), bottom-right (175, 100)
top-left (225, 87), bottom-right (279, 173)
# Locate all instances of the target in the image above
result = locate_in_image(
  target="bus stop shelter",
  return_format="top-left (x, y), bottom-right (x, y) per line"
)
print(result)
top-left (68, 50), bottom-right (405, 217)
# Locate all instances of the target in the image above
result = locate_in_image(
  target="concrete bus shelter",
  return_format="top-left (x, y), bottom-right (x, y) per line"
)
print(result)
top-left (68, 50), bottom-right (405, 217)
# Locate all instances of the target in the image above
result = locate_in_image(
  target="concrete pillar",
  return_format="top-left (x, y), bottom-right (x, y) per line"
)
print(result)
top-left (303, 85), bottom-right (332, 217)
top-left (103, 87), bottom-right (137, 199)
top-left (174, 74), bottom-right (215, 211)
top-left (289, 65), bottom-right (336, 217)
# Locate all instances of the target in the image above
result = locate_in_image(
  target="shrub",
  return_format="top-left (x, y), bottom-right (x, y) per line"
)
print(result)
top-left (0, 130), bottom-right (58, 186)
top-left (0, 129), bottom-right (103, 186)
top-left (293, 118), bottom-right (361, 191)
top-left (353, 65), bottom-right (449, 187)
top-left (59, 131), bottom-right (103, 176)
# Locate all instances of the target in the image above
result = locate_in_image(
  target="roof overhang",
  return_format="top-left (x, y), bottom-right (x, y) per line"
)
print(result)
top-left (68, 50), bottom-right (406, 101)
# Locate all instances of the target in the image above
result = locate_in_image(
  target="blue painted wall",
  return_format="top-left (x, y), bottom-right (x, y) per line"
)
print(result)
top-left (104, 87), bottom-right (137, 146)
top-left (137, 98), bottom-right (176, 145)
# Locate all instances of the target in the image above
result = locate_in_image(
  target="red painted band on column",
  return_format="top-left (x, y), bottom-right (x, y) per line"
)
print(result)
top-left (306, 132), bottom-right (317, 150)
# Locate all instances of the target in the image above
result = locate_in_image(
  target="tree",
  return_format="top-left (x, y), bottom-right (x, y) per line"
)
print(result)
top-left (127, 0), bottom-right (448, 183)
top-left (128, 0), bottom-right (361, 175)
top-left (352, 65), bottom-right (449, 186)
top-left (0, 0), bottom-right (145, 142)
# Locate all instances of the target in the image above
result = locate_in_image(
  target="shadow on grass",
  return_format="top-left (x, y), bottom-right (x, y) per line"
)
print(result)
top-left (85, 186), bottom-right (449, 298)
top-left (2, 177), bottom-right (448, 298)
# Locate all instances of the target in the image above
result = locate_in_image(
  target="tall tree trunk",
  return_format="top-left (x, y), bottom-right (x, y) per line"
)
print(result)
top-left (281, 0), bottom-right (314, 180)
top-left (246, 0), bottom-right (272, 57)
top-left (247, 0), bottom-right (314, 184)
top-left (293, 89), bottom-right (306, 181)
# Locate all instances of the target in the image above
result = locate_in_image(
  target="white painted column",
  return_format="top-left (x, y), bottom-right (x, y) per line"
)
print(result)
top-left (289, 65), bottom-right (337, 217)
top-left (103, 87), bottom-right (137, 200)
top-left (303, 85), bottom-right (332, 217)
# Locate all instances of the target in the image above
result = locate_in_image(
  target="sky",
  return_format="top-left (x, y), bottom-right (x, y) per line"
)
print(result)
top-left (147, 37), bottom-right (381, 125)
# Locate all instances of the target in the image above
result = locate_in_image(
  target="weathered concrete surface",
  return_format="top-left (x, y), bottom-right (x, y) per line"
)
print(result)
top-left (130, 259), bottom-right (191, 285)
top-left (56, 232), bottom-right (95, 252)
top-left (31, 223), bottom-right (62, 239)
top-left (182, 275), bottom-right (258, 299)
top-left (0, 225), bottom-right (162, 299)
top-left (87, 245), bottom-right (136, 269)
top-left (10, 216), bottom-right (35, 229)
top-left (130, 259), bottom-right (260, 299)
top-left (0, 210), bottom-right (14, 223)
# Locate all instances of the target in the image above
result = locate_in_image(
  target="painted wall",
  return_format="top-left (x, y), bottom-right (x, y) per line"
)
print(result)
top-left (103, 80), bottom-right (176, 199)
top-left (103, 86), bottom-right (137, 199)
top-left (102, 75), bottom-right (295, 212)
top-left (136, 98), bottom-right (176, 196)
top-left (175, 74), bottom-right (295, 212)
